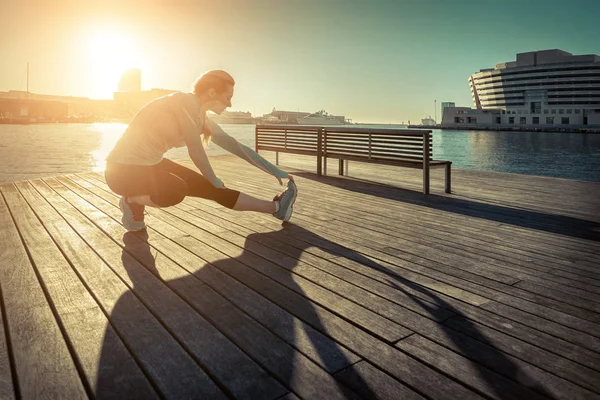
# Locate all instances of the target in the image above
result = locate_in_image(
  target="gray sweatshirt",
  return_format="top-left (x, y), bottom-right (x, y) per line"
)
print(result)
top-left (107, 92), bottom-right (289, 187)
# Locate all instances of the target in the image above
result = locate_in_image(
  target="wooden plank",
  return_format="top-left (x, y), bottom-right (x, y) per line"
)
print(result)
top-left (225, 178), bottom-right (600, 325)
top-left (254, 167), bottom-right (600, 260)
top-left (199, 170), bottom-right (600, 343)
top-left (13, 181), bottom-right (163, 400)
top-left (50, 176), bottom-right (364, 400)
top-left (443, 316), bottom-right (600, 393)
top-left (33, 178), bottom-right (287, 400)
top-left (0, 184), bottom-right (89, 399)
top-left (87, 168), bottom-right (600, 351)
top-left (61, 184), bottom-right (486, 398)
top-left (396, 334), bottom-right (587, 400)
top-left (165, 238), bottom-right (484, 400)
top-left (15, 180), bottom-right (226, 400)
top-left (0, 286), bottom-right (15, 400)
top-left (334, 361), bottom-right (426, 400)
top-left (69, 174), bottom-right (411, 343)
top-left (182, 200), bottom-right (489, 308)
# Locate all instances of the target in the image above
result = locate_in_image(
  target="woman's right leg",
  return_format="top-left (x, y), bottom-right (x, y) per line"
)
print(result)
top-left (105, 162), bottom-right (188, 230)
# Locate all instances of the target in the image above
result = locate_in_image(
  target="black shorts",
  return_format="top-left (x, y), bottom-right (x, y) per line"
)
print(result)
top-left (105, 159), bottom-right (240, 208)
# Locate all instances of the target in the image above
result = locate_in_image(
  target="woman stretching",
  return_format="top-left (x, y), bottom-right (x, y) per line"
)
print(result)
top-left (105, 70), bottom-right (297, 231)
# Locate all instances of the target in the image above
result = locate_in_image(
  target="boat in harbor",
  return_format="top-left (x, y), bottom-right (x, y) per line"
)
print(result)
top-left (297, 113), bottom-right (345, 125)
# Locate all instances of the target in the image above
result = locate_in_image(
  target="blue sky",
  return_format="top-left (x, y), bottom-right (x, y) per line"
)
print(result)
top-left (1, 0), bottom-right (598, 123)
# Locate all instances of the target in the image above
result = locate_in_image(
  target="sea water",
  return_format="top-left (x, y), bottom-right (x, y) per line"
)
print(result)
top-left (0, 123), bottom-right (599, 184)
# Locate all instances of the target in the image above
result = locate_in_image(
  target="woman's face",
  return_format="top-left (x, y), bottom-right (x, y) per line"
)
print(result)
top-left (208, 84), bottom-right (234, 114)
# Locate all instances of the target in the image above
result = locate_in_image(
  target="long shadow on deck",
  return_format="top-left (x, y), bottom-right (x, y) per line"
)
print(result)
top-left (265, 223), bottom-right (558, 400)
top-left (94, 221), bottom-right (563, 399)
top-left (94, 230), bottom-right (369, 399)
top-left (292, 172), bottom-right (600, 242)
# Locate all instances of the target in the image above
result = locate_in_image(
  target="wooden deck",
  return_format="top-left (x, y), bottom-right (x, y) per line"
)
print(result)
top-left (1, 154), bottom-right (599, 400)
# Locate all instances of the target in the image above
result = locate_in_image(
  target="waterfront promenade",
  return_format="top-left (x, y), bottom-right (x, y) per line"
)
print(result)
top-left (1, 155), bottom-right (599, 399)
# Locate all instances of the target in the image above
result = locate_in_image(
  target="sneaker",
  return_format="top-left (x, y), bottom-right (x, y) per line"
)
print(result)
top-left (273, 180), bottom-right (297, 222)
top-left (119, 196), bottom-right (146, 231)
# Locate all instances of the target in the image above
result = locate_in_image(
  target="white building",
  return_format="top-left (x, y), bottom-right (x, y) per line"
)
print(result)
top-left (444, 49), bottom-right (600, 129)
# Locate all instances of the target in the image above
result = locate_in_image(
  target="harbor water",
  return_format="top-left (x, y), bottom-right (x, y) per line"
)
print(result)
top-left (0, 123), bottom-right (599, 184)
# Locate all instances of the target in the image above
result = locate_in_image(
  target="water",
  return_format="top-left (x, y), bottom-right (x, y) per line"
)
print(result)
top-left (0, 123), bottom-right (599, 184)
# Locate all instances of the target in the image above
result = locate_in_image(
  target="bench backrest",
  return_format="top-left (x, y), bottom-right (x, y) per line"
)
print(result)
top-left (322, 127), bottom-right (432, 163)
top-left (256, 125), bottom-right (433, 161)
top-left (255, 125), bottom-right (322, 156)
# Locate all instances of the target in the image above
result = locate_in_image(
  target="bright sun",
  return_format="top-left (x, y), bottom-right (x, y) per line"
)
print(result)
top-left (88, 32), bottom-right (143, 98)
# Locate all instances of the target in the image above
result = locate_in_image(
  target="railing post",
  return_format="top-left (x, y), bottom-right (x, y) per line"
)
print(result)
top-left (317, 128), bottom-right (323, 176)
top-left (423, 131), bottom-right (430, 195)
top-left (255, 125), bottom-right (258, 153)
top-left (323, 128), bottom-right (327, 176)
top-left (445, 163), bottom-right (451, 193)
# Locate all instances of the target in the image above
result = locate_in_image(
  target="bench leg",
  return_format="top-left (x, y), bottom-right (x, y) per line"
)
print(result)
top-left (423, 168), bottom-right (430, 195)
top-left (445, 164), bottom-right (451, 193)
top-left (275, 151), bottom-right (279, 165)
top-left (339, 159), bottom-right (344, 175)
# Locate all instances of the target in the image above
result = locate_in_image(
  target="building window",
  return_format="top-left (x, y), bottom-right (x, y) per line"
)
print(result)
top-left (567, 109), bottom-right (572, 114)
top-left (520, 117), bottom-right (527, 124)
top-left (496, 117), bottom-right (501, 124)
top-left (551, 109), bottom-right (557, 114)
top-left (509, 117), bottom-right (515, 124)
top-left (467, 117), bottom-right (478, 123)
top-left (532, 117), bottom-right (539, 124)
top-left (559, 109), bottom-right (564, 114)
top-left (575, 109), bottom-right (581, 114)
top-left (455, 117), bottom-right (465, 123)
top-left (546, 117), bottom-right (554, 124)
top-left (561, 117), bottom-right (570, 125)
top-left (502, 110), bottom-right (506, 114)
top-left (543, 109), bottom-right (549, 114)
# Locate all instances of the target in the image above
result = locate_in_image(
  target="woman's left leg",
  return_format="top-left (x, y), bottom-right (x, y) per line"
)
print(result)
top-left (159, 159), bottom-right (271, 212)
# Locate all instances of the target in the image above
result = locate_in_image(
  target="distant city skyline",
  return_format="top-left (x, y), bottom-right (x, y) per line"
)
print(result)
top-left (1, 0), bottom-right (598, 123)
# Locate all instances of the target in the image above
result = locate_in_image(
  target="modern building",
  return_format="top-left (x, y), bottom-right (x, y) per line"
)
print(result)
top-left (444, 49), bottom-right (600, 129)
top-left (440, 102), bottom-right (455, 120)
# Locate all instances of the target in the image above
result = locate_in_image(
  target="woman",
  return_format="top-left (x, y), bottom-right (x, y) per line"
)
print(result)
top-left (105, 70), bottom-right (296, 231)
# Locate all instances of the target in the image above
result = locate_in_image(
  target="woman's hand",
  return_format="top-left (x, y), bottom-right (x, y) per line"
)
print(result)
top-left (276, 174), bottom-right (294, 186)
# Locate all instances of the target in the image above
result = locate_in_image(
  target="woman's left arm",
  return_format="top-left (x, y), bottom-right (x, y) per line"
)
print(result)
top-left (206, 118), bottom-right (290, 184)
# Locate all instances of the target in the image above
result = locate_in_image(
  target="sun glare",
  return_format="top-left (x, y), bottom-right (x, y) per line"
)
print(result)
top-left (88, 32), bottom-right (143, 99)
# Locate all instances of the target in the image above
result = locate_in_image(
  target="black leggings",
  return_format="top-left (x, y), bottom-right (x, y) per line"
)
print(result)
top-left (105, 159), bottom-right (240, 208)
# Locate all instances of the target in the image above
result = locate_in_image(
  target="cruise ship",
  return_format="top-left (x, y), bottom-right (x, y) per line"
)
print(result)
top-left (442, 49), bottom-right (600, 129)
top-left (296, 113), bottom-right (345, 125)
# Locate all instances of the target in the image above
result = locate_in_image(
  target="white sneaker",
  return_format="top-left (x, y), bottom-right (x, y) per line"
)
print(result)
top-left (119, 196), bottom-right (146, 231)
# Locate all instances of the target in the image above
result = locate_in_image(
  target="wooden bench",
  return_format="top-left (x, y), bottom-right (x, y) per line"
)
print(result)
top-left (255, 124), bottom-right (451, 194)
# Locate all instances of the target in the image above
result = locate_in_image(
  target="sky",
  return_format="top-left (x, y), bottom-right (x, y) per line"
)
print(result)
top-left (1, 0), bottom-right (599, 123)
